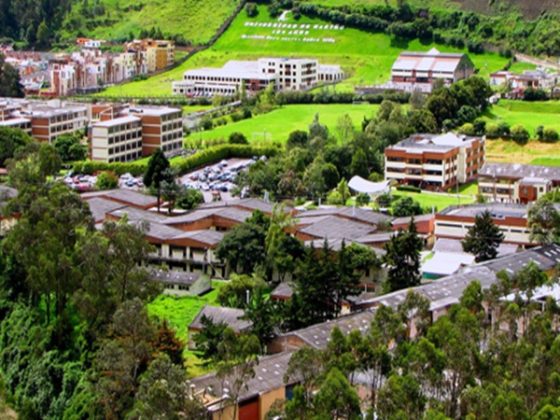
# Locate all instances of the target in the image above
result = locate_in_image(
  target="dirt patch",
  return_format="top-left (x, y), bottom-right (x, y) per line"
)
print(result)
top-left (456, 0), bottom-right (560, 18)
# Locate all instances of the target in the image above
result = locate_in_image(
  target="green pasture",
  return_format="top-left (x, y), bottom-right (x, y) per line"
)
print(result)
top-left (483, 100), bottom-right (560, 136)
top-left (98, 4), bottom-right (508, 97)
top-left (187, 104), bottom-right (379, 143)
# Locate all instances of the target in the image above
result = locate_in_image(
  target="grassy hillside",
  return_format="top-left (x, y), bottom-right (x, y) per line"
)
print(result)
top-left (60, 0), bottom-right (240, 44)
top-left (483, 100), bottom-right (560, 136)
top-left (187, 104), bottom-right (380, 144)
top-left (98, 4), bottom-right (508, 97)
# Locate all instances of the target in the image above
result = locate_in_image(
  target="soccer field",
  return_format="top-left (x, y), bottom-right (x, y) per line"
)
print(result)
top-left (98, 5), bottom-right (508, 97)
top-left (187, 103), bottom-right (380, 144)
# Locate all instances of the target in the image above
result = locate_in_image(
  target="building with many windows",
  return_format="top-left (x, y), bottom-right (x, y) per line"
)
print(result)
top-left (384, 132), bottom-right (485, 191)
top-left (172, 57), bottom-right (344, 97)
top-left (91, 116), bottom-right (143, 163)
top-left (128, 106), bottom-right (183, 157)
top-left (478, 163), bottom-right (560, 204)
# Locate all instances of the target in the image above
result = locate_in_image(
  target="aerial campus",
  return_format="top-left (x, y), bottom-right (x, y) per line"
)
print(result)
top-left (1, 1), bottom-right (560, 419)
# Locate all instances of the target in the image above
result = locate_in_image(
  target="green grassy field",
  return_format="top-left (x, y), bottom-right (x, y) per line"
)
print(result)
top-left (392, 190), bottom-right (476, 212)
top-left (485, 139), bottom-right (560, 165)
top-left (98, 4), bottom-right (508, 97)
top-left (483, 100), bottom-right (560, 137)
top-left (147, 280), bottom-right (226, 377)
top-left (61, 0), bottom-right (240, 45)
top-left (188, 104), bottom-right (379, 143)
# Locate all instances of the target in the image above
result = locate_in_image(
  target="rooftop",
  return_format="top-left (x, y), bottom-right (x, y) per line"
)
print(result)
top-left (298, 206), bottom-right (390, 227)
top-left (387, 133), bottom-right (481, 154)
top-left (150, 269), bottom-right (201, 286)
top-left (479, 162), bottom-right (560, 181)
top-left (81, 189), bottom-right (159, 209)
top-left (85, 197), bottom-right (126, 223)
top-left (189, 305), bottom-right (252, 333)
top-left (393, 48), bottom-right (468, 73)
top-left (92, 115), bottom-right (140, 127)
top-left (199, 198), bottom-right (281, 214)
top-left (185, 60), bottom-right (277, 81)
top-left (297, 215), bottom-right (377, 241)
top-left (437, 203), bottom-right (528, 220)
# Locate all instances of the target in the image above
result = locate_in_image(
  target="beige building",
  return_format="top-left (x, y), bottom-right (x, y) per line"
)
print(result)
top-left (90, 116), bottom-right (143, 162)
top-left (129, 106), bottom-right (183, 157)
top-left (145, 40), bottom-right (175, 72)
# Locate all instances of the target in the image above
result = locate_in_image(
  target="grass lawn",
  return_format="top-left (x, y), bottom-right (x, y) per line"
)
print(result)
top-left (98, 4), bottom-right (508, 97)
top-left (61, 0), bottom-right (241, 45)
top-left (182, 104), bottom-right (212, 114)
top-left (485, 139), bottom-right (560, 165)
top-left (483, 100), bottom-right (560, 137)
top-left (392, 190), bottom-right (476, 212)
top-left (147, 280), bottom-right (226, 377)
top-left (188, 104), bottom-right (380, 143)
top-left (530, 157), bottom-right (560, 167)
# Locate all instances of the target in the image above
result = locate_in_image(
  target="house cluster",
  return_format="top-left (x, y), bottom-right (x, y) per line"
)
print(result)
top-left (0, 97), bottom-right (183, 162)
top-left (172, 57), bottom-right (344, 97)
top-left (1, 38), bottom-right (175, 96)
top-left (490, 68), bottom-right (560, 98)
top-left (189, 243), bottom-right (560, 419)
top-left (359, 48), bottom-right (475, 94)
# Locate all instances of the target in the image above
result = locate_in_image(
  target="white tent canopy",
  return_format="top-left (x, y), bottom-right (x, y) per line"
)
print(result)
top-left (348, 176), bottom-right (390, 195)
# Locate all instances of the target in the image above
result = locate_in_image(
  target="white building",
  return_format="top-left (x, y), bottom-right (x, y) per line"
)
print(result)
top-left (172, 57), bottom-right (344, 97)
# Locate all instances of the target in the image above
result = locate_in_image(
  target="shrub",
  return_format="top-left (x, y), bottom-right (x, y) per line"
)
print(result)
top-left (523, 88), bottom-right (548, 101)
top-left (355, 193), bottom-right (371, 206)
top-left (177, 188), bottom-right (204, 210)
top-left (228, 132), bottom-right (248, 145)
top-left (245, 2), bottom-right (258, 17)
top-left (485, 123), bottom-right (501, 139)
top-left (396, 184), bottom-right (421, 193)
top-left (459, 123), bottom-right (476, 136)
top-left (96, 171), bottom-right (119, 190)
top-left (543, 128), bottom-right (559, 142)
top-left (510, 124), bottom-right (529, 144)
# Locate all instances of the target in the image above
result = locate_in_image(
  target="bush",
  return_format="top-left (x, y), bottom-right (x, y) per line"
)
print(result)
top-left (510, 124), bottom-right (529, 144)
top-left (177, 188), bottom-right (204, 210)
top-left (355, 193), bottom-right (371, 206)
top-left (542, 128), bottom-right (559, 142)
top-left (485, 123), bottom-right (501, 139)
top-left (96, 171), bottom-right (119, 190)
top-left (523, 88), bottom-right (548, 101)
top-left (245, 2), bottom-right (258, 17)
top-left (396, 184), bottom-right (421, 193)
top-left (459, 123), bottom-right (476, 136)
top-left (376, 193), bottom-right (392, 208)
top-left (228, 132), bottom-right (248, 145)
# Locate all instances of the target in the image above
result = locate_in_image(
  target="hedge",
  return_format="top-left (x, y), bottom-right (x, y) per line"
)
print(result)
top-left (396, 185), bottom-right (422, 193)
top-left (72, 144), bottom-right (281, 177)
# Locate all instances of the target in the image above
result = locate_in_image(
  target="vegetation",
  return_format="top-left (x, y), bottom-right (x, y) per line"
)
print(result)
top-left (0, 127), bottom-right (32, 167)
top-left (384, 220), bottom-right (423, 292)
top-left (0, 55), bottom-right (23, 98)
top-left (99, 4), bottom-right (508, 97)
top-left (53, 132), bottom-right (87, 162)
top-left (462, 210), bottom-right (505, 262)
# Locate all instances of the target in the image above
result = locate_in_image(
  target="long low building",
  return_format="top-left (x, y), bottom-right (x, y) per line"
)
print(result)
top-left (385, 132), bottom-right (485, 191)
top-left (478, 162), bottom-right (560, 204)
top-left (434, 203), bottom-right (534, 246)
top-left (172, 57), bottom-right (344, 97)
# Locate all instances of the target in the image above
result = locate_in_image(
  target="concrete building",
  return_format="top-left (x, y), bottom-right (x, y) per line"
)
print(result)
top-left (90, 116), bottom-right (143, 163)
top-left (434, 203), bottom-right (534, 246)
top-left (385, 132), bottom-right (485, 191)
top-left (478, 163), bottom-right (560, 204)
top-left (172, 57), bottom-right (344, 97)
top-left (391, 48), bottom-right (474, 86)
top-left (24, 101), bottom-right (88, 142)
top-left (128, 106), bottom-right (183, 157)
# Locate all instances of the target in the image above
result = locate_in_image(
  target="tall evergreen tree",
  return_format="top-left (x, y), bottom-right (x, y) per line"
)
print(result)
top-left (143, 149), bottom-right (173, 212)
top-left (462, 210), bottom-right (504, 262)
top-left (384, 220), bottom-right (422, 292)
top-left (0, 55), bottom-right (24, 98)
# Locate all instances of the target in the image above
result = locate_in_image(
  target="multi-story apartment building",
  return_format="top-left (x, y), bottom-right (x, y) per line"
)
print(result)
top-left (384, 132), bottom-right (485, 191)
top-left (478, 163), bottom-right (560, 204)
top-left (172, 57), bottom-right (344, 97)
top-left (24, 101), bottom-right (88, 143)
top-left (434, 203), bottom-right (534, 246)
top-left (90, 116), bottom-right (143, 163)
top-left (145, 40), bottom-right (174, 72)
top-left (128, 106), bottom-right (183, 157)
top-left (391, 48), bottom-right (474, 86)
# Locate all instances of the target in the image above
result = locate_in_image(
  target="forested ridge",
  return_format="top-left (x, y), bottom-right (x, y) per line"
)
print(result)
top-left (0, 136), bottom-right (203, 418)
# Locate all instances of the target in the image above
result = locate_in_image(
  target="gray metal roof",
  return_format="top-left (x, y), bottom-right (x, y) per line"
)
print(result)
top-left (86, 197), bottom-right (126, 222)
top-left (150, 269), bottom-right (201, 285)
top-left (189, 305), bottom-right (252, 333)
top-left (479, 163), bottom-right (560, 181)
top-left (82, 189), bottom-right (158, 208)
top-left (199, 198), bottom-right (281, 214)
top-left (433, 238), bottom-right (518, 257)
top-left (190, 351), bottom-right (296, 404)
top-left (298, 216), bottom-right (377, 241)
top-left (298, 206), bottom-right (391, 227)
top-left (438, 203), bottom-right (529, 219)
top-left (271, 282), bottom-right (294, 299)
